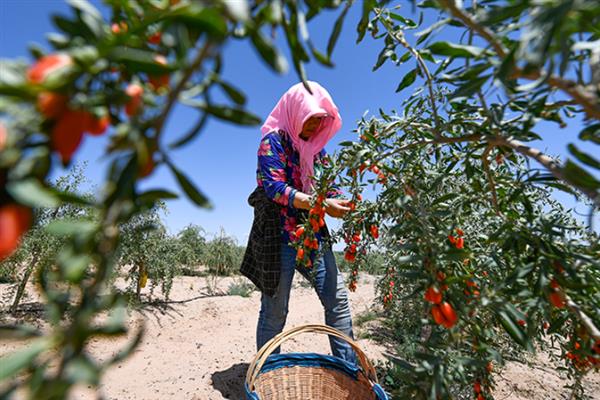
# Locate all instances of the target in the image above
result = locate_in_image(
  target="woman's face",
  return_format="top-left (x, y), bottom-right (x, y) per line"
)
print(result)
top-left (300, 116), bottom-right (325, 140)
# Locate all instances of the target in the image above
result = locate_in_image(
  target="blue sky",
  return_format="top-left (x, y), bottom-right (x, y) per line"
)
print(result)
top-left (1, 0), bottom-right (597, 245)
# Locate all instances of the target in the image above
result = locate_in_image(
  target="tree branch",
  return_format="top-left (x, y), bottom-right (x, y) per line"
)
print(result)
top-left (155, 40), bottom-right (214, 139)
top-left (440, 0), bottom-right (600, 120)
top-left (373, 132), bottom-right (482, 165)
top-left (515, 70), bottom-right (600, 120)
top-left (492, 135), bottom-right (599, 206)
top-left (565, 295), bottom-right (600, 341)
top-left (439, 0), bottom-right (506, 57)
top-left (378, 10), bottom-right (442, 137)
top-left (482, 145), bottom-right (501, 214)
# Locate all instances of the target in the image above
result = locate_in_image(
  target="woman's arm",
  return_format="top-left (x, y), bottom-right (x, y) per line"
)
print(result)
top-left (292, 191), bottom-right (312, 210)
top-left (293, 192), bottom-right (350, 218)
top-left (259, 134), bottom-right (350, 217)
top-left (258, 133), bottom-right (298, 207)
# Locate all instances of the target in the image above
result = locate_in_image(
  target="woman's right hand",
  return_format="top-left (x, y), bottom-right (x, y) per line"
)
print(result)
top-left (324, 199), bottom-right (351, 219)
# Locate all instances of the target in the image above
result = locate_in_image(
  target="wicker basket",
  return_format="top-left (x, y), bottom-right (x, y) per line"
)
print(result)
top-left (245, 324), bottom-right (388, 400)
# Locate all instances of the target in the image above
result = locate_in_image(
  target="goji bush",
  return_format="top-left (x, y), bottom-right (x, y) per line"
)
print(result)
top-left (313, 1), bottom-right (598, 399)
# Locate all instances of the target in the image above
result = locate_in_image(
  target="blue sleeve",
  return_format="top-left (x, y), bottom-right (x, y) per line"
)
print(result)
top-left (257, 133), bottom-right (298, 207)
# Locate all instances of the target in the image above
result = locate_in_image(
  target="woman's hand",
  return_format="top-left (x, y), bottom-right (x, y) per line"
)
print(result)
top-left (324, 199), bottom-right (351, 219)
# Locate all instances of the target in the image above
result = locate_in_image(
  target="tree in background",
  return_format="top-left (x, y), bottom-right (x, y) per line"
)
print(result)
top-left (175, 224), bottom-right (206, 274)
top-left (0, 162), bottom-right (96, 313)
top-left (117, 202), bottom-right (181, 300)
top-left (202, 228), bottom-right (244, 277)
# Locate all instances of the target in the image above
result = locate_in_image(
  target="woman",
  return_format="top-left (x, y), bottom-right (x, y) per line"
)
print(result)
top-left (241, 81), bottom-right (356, 363)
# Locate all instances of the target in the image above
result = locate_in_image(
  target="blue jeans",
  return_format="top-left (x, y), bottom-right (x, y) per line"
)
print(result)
top-left (256, 243), bottom-right (357, 364)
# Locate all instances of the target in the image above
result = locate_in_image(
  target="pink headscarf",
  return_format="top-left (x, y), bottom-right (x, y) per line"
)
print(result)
top-left (261, 81), bottom-right (342, 193)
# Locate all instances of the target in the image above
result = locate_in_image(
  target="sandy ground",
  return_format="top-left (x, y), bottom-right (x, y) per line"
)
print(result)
top-left (1, 274), bottom-right (599, 400)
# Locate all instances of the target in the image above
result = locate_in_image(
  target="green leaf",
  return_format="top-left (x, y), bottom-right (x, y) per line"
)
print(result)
top-left (282, 13), bottom-right (309, 63)
top-left (7, 179), bottom-right (59, 208)
top-left (108, 47), bottom-right (173, 74)
top-left (65, 355), bottom-right (100, 385)
top-left (218, 81), bottom-right (246, 106)
top-left (67, 0), bottom-right (102, 20)
top-left (46, 220), bottom-right (98, 237)
top-left (328, 2), bottom-right (351, 57)
top-left (396, 68), bottom-right (418, 92)
top-left (167, 161), bottom-right (212, 208)
top-left (568, 144), bottom-right (600, 170)
top-left (449, 75), bottom-right (490, 100)
top-left (579, 124), bottom-right (600, 144)
top-left (0, 324), bottom-right (42, 340)
top-left (52, 188), bottom-right (94, 207)
top-left (199, 103), bottom-right (261, 125)
top-left (52, 15), bottom-right (83, 37)
top-left (497, 44), bottom-right (517, 87)
top-left (168, 112), bottom-right (209, 149)
top-left (250, 31), bottom-right (288, 73)
top-left (0, 61), bottom-right (26, 88)
top-left (373, 46), bottom-right (395, 71)
top-left (77, 8), bottom-right (104, 39)
top-left (137, 190), bottom-right (179, 205)
top-left (0, 339), bottom-right (50, 381)
top-left (105, 155), bottom-right (137, 207)
top-left (563, 160), bottom-right (600, 191)
top-left (106, 326), bottom-right (144, 366)
top-left (431, 193), bottom-right (459, 206)
top-left (356, 0), bottom-right (375, 44)
top-left (58, 249), bottom-right (93, 283)
top-left (415, 18), bottom-right (451, 45)
top-left (222, 0), bottom-right (249, 21)
top-left (47, 32), bottom-right (70, 48)
top-left (291, 57), bottom-right (309, 93)
top-left (173, 6), bottom-right (227, 39)
top-left (429, 42), bottom-right (488, 58)
top-left (389, 13), bottom-right (417, 28)
top-left (308, 41), bottom-right (334, 67)
top-left (398, 51), bottom-right (412, 64)
top-left (481, 3), bottom-right (528, 26)
top-left (497, 310), bottom-right (530, 350)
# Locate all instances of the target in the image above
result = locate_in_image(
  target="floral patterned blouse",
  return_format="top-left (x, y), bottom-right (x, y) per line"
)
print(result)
top-left (257, 130), bottom-right (344, 244)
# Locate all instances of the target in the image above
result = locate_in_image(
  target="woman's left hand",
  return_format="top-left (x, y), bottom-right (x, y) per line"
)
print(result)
top-left (324, 199), bottom-right (351, 218)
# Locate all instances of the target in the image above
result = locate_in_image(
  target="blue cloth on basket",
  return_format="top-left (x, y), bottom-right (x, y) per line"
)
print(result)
top-left (245, 353), bottom-right (389, 400)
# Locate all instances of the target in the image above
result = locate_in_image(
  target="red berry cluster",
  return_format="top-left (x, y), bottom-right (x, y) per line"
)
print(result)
top-left (425, 272), bottom-right (458, 328)
top-left (548, 278), bottom-right (566, 309)
top-left (565, 339), bottom-right (600, 371)
top-left (383, 280), bottom-right (394, 306)
top-left (463, 279), bottom-right (480, 304)
top-left (294, 194), bottom-right (328, 268)
top-left (448, 227), bottom-right (465, 249)
top-left (28, 55), bottom-right (111, 164)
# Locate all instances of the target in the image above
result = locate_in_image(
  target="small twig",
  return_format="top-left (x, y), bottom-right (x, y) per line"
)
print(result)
top-left (514, 70), bottom-right (600, 120)
top-left (373, 132), bottom-right (482, 165)
top-left (168, 111), bottom-right (209, 149)
top-left (377, 10), bottom-right (442, 137)
top-left (492, 135), bottom-right (599, 207)
top-left (544, 100), bottom-right (577, 109)
top-left (565, 295), bottom-right (600, 341)
top-left (440, 0), bottom-right (600, 120)
top-left (439, 0), bottom-right (507, 57)
top-left (482, 144), bottom-right (501, 214)
top-left (141, 292), bottom-right (228, 306)
top-left (155, 40), bottom-right (214, 139)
